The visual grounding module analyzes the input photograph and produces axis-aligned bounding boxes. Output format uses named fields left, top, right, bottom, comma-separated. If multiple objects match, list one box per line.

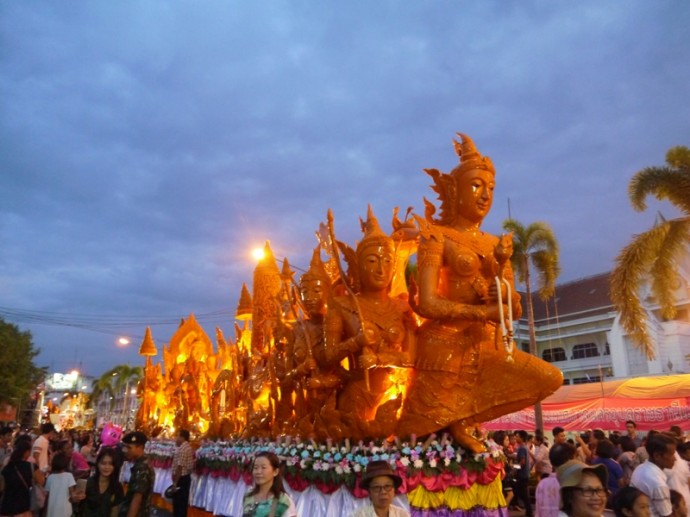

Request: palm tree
left=610, top=145, right=690, bottom=360
left=90, top=374, right=115, bottom=410
left=502, top=218, right=560, bottom=432
left=94, top=364, right=142, bottom=428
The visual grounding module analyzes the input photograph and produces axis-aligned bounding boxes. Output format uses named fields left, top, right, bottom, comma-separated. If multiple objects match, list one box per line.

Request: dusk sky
left=2, top=1, right=689, bottom=377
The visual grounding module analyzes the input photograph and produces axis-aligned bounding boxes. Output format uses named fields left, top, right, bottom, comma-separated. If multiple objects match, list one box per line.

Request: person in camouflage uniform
left=119, top=432, right=155, bottom=517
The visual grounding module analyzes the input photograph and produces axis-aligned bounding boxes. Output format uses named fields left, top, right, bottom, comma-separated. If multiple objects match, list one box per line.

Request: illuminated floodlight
left=117, top=337, right=131, bottom=347
left=251, top=247, right=265, bottom=261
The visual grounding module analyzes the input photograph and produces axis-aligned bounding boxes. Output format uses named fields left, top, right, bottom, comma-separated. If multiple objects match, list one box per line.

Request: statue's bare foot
left=449, top=422, right=486, bottom=454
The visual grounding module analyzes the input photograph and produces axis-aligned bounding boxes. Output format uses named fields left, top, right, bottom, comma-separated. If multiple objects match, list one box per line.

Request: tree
left=502, top=219, right=560, bottom=432
left=0, top=317, right=46, bottom=417
left=610, top=145, right=690, bottom=359
left=90, top=374, right=115, bottom=410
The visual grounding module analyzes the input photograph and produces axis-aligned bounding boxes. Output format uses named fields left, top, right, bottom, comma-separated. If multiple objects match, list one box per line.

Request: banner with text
left=484, top=397, right=690, bottom=431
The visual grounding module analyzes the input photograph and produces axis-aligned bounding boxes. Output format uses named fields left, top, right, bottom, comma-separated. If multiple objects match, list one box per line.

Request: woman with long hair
left=80, top=448, right=124, bottom=517
left=1, top=440, right=43, bottom=517
left=241, top=452, right=296, bottom=517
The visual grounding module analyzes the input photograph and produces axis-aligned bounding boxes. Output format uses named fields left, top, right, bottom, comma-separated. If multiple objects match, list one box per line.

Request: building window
left=572, top=375, right=601, bottom=385
left=542, top=347, right=567, bottom=362
left=572, top=343, right=600, bottom=359
left=604, top=342, right=610, bottom=356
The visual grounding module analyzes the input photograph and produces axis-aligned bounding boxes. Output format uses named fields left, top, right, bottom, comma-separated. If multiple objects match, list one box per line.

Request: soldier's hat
left=122, top=431, right=148, bottom=446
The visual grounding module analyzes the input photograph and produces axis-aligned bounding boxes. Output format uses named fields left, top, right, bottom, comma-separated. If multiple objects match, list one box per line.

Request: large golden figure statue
left=319, top=207, right=416, bottom=440
left=397, top=133, right=562, bottom=452
left=134, top=133, right=562, bottom=450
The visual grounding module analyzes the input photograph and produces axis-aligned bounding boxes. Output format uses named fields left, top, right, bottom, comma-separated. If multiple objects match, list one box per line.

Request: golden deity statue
left=318, top=207, right=417, bottom=440
left=133, top=133, right=562, bottom=449
left=396, top=133, right=563, bottom=452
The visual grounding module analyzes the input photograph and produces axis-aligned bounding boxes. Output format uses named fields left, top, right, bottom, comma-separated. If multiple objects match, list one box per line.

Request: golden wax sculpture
left=134, top=133, right=562, bottom=450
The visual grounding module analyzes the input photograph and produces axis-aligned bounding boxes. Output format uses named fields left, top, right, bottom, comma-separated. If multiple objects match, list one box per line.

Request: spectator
left=0, top=426, right=14, bottom=467
left=534, top=434, right=553, bottom=478
left=33, top=423, right=57, bottom=473
left=619, top=436, right=641, bottom=486
left=593, top=439, right=625, bottom=502
left=637, top=431, right=659, bottom=466
left=171, top=429, right=194, bottom=517
left=666, top=435, right=690, bottom=517
left=669, top=428, right=684, bottom=443
left=553, top=427, right=567, bottom=446
left=514, top=430, right=534, bottom=517
left=1, top=440, right=44, bottom=517
left=44, top=452, right=84, bottom=517
left=612, top=486, right=651, bottom=517
left=678, top=443, right=690, bottom=464
left=242, top=451, right=298, bottom=517
left=630, top=433, right=677, bottom=517
left=627, top=421, right=644, bottom=449
left=557, top=460, right=608, bottom=517
left=670, top=490, right=687, bottom=517
left=119, top=432, right=154, bottom=517
left=80, top=447, right=124, bottom=517
left=493, top=431, right=516, bottom=509
left=535, top=442, right=576, bottom=517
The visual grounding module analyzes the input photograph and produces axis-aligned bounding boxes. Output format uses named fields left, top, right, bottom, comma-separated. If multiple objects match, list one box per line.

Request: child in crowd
left=44, top=452, right=84, bottom=517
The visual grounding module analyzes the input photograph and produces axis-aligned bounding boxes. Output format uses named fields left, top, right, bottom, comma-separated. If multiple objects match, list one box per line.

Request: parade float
left=130, top=134, right=563, bottom=516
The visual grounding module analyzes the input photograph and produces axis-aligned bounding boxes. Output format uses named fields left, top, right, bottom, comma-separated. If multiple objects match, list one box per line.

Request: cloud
left=1, top=0, right=689, bottom=374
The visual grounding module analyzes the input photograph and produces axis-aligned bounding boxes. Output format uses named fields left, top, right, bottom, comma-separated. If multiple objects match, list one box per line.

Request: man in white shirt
left=666, top=430, right=690, bottom=517
left=630, top=433, right=677, bottom=517
left=32, top=423, right=56, bottom=472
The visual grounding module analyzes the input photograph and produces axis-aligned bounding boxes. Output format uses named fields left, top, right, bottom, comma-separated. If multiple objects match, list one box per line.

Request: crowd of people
left=491, top=421, right=690, bottom=517
left=3, top=419, right=689, bottom=517
left=0, top=423, right=156, bottom=517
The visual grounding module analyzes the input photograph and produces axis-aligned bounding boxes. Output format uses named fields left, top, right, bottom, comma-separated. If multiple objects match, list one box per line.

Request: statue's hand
left=298, top=357, right=317, bottom=376
left=484, top=303, right=510, bottom=323
left=356, top=321, right=380, bottom=347
left=484, top=281, right=508, bottom=303
left=358, top=350, right=377, bottom=370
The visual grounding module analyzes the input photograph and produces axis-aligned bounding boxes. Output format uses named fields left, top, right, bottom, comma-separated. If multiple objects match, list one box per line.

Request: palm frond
left=628, top=167, right=690, bottom=214
left=531, top=249, right=560, bottom=300
left=610, top=224, right=673, bottom=359
left=649, top=218, right=690, bottom=319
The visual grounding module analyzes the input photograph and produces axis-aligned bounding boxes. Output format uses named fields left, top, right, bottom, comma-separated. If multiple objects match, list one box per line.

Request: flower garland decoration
left=145, top=440, right=177, bottom=469
left=190, top=434, right=506, bottom=494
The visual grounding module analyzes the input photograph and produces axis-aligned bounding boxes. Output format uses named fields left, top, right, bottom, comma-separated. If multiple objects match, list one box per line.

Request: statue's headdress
left=425, top=133, right=494, bottom=225
left=356, top=205, right=393, bottom=257
left=300, top=247, right=331, bottom=286
left=451, top=133, right=495, bottom=177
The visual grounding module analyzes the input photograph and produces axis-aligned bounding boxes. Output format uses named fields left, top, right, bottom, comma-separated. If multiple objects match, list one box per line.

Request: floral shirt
left=241, top=492, right=296, bottom=517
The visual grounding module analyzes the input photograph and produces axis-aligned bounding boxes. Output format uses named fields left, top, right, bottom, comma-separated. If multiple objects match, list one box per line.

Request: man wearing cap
left=350, top=460, right=410, bottom=517
left=630, top=433, right=677, bottom=517
left=119, top=431, right=155, bottom=517
left=556, top=459, right=608, bottom=517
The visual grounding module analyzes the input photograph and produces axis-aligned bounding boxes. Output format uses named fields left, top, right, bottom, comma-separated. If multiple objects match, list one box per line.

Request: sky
left=1, top=1, right=689, bottom=378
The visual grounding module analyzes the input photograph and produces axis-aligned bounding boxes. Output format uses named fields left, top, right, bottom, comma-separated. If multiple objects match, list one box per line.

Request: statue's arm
left=415, top=237, right=491, bottom=321
left=504, top=260, right=523, bottom=320
left=316, top=303, right=359, bottom=367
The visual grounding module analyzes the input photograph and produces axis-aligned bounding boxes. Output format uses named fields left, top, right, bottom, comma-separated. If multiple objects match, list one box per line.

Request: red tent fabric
left=483, top=374, right=690, bottom=431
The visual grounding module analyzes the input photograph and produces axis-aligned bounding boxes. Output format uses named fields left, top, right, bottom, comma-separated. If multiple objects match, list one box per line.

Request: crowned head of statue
left=356, top=206, right=395, bottom=294
left=299, top=247, right=332, bottom=318
left=449, top=133, right=497, bottom=229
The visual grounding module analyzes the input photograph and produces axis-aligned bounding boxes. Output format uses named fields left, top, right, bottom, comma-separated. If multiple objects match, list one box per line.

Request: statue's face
left=300, top=278, right=328, bottom=317
left=358, top=244, right=394, bottom=292
left=455, top=168, right=495, bottom=224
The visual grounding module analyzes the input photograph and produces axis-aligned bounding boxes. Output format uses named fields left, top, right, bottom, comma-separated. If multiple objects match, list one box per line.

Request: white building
left=515, top=270, right=690, bottom=384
